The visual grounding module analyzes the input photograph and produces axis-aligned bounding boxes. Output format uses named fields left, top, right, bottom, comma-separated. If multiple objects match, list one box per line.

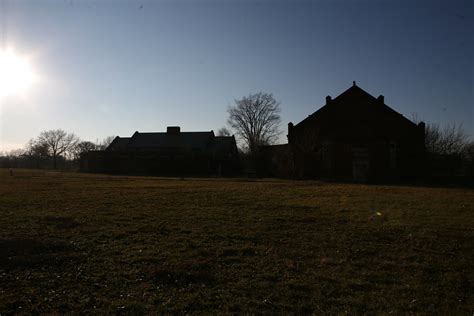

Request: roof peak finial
left=353, top=81, right=356, bottom=87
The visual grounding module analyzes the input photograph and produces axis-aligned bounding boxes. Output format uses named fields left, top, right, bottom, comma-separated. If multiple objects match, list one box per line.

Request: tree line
left=0, top=130, right=115, bottom=169
left=410, top=115, right=474, bottom=178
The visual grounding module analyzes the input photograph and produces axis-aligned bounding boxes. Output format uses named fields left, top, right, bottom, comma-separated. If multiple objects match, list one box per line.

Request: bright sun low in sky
left=0, top=48, right=37, bottom=99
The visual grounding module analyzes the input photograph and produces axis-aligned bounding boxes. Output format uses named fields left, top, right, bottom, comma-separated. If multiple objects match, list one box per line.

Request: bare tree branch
left=97, top=136, right=116, bottom=150
left=217, top=127, right=231, bottom=137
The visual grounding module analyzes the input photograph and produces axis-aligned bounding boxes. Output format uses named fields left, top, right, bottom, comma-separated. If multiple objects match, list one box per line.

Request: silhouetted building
left=263, top=83, right=426, bottom=181
left=81, top=127, right=240, bottom=176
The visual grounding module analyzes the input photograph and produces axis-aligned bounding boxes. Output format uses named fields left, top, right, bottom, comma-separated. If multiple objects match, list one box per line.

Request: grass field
left=0, top=169, right=473, bottom=314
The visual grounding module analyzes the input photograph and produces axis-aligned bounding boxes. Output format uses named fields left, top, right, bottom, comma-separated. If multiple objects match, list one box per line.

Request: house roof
left=106, top=137, right=131, bottom=151
left=294, top=83, right=419, bottom=129
left=126, top=131, right=215, bottom=150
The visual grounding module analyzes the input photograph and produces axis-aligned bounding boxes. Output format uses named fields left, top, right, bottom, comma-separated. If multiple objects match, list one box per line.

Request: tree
left=217, top=127, right=231, bottom=137
left=26, top=139, right=48, bottom=157
left=425, top=123, right=470, bottom=156
left=25, top=139, right=50, bottom=168
left=72, top=141, right=98, bottom=160
left=464, top=141, right=474, bottom=160
left=37, top=129, right=79, bottom=169
left=227, top=92, right=281, bottom=155
left=410, top=114, right=470, bottom=156
left=0, top=148, right=25, bottom=168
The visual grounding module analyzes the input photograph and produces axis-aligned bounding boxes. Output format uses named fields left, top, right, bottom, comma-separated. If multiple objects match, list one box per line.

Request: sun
left=0, top=49, right=37, bottom=99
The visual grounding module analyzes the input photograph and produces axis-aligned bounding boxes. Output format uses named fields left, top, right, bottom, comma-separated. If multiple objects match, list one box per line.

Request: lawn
left=0, top=169, right=473, bottom=314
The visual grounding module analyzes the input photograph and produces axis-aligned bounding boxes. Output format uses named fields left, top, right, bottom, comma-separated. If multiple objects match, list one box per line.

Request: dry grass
left=0, top=169, right=473, bottom=314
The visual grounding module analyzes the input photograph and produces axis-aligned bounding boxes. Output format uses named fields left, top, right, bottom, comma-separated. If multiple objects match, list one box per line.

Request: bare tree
left=72, top=141, right=98, bottom=160
left=227, top=92, right=281, bottom=155
left=0, top=149, right=23, bottom=168
left=410, top=114, right=470, bottom=156
left=464, top=141, right=474, bottom=159
left=425, top=123, right=470, bottom=155
left=25, top=139, right=50, bottom=168
left=217, top=127, right=231, bottom=137
left=97, top=135, right=116, bottom=150
left=37, top=129, right=79, bottom=169
left=26, top=139, right=48, bottom=157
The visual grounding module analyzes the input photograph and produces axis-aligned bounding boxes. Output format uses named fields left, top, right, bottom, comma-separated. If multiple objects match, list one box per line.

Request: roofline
left=128, top=131, right=214, bottom=134
left=294, top=84, right=420, bottom=128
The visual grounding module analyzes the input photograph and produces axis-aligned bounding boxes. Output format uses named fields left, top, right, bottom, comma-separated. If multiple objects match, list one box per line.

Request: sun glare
left=0, top=49, right=37, bottom=99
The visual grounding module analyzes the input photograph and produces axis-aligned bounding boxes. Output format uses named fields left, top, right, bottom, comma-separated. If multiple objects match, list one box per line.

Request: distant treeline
left=0, top=130, right=115, bottom=170
left=1, top=123, right=473, bottom=181
left=415, top=122, right=474, bottom=179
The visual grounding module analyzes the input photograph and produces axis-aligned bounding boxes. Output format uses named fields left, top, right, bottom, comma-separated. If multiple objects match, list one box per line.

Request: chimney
left=418, top=121, right=425, bottom=133
left=167, top=126, right=180, bottom=134
left=377, top=95, right=384, bottom=104
left=326, top=95, right=332, bottom=105
left=418, top=121, right=425, bottom=144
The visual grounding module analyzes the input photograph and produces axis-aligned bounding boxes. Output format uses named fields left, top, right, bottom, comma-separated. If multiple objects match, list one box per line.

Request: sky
left=0, top=0, right=472, bottom=151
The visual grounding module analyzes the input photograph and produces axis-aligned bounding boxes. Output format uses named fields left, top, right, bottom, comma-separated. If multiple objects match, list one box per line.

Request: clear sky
left=0, top=0, right=472, bottom=151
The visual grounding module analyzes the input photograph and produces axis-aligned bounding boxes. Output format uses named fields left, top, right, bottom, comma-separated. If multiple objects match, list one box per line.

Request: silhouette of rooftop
left=106, top=137, right=131, bottom=151
left=294, top=83, right=419, bottom=129
left=126, top=131, right=214, bottom=150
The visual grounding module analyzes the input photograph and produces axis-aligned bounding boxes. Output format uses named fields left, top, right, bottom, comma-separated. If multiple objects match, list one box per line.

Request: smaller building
left=81, top=126, right=240, bottom=176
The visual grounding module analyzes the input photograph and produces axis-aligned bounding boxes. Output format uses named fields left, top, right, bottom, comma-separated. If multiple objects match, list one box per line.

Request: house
left=80, top=126, right=240, bottom=176
left=266, top=83, right=425, bottom=181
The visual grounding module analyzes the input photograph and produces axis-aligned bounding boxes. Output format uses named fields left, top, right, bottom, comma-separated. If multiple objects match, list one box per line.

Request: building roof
left=108, top=130, right=216, bottom=151
left=106, top=137, right=131, bottom=151
left=294, top=83, right=419, bottom=130
left=213, top=136, right=237, bottom=157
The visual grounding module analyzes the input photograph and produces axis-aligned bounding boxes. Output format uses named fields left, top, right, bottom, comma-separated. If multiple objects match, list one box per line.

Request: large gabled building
left=81, top=126, right=240, bottom=176
left=285, top=83, right=426, bottom=181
